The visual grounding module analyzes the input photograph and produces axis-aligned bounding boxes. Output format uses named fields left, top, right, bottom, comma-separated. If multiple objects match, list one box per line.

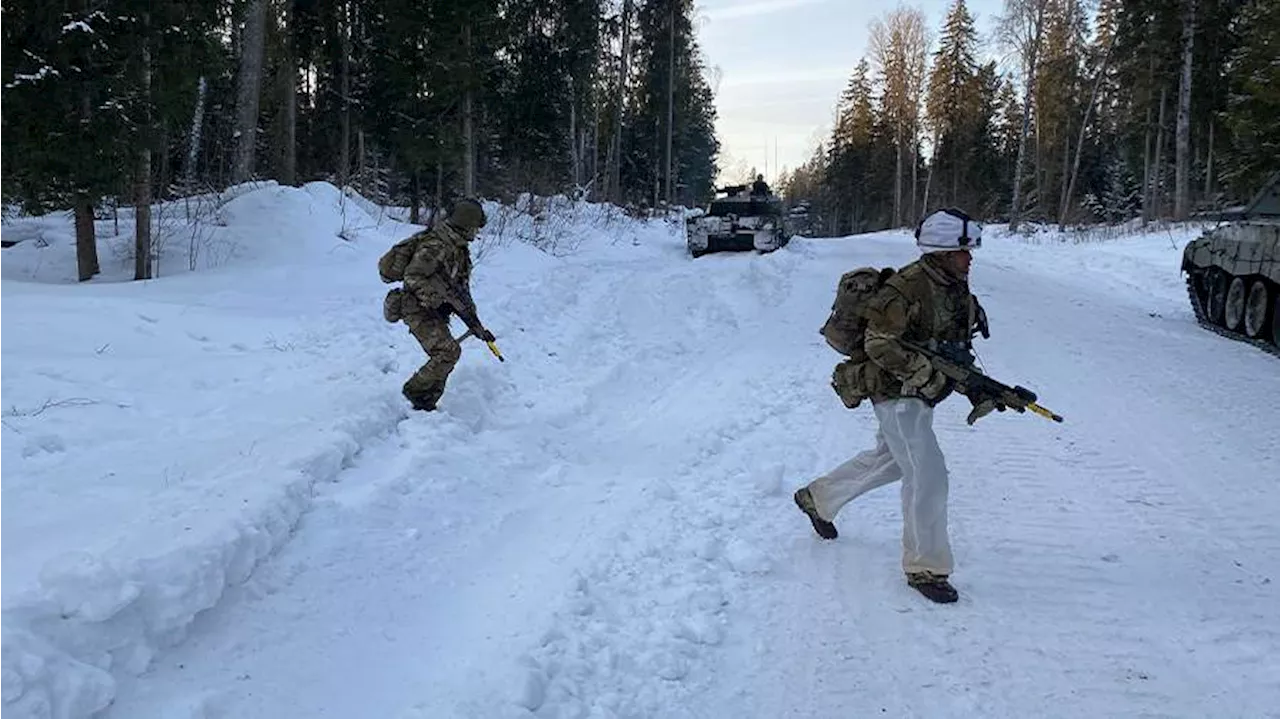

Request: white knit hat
left=916, top=208, right=982, bottom=253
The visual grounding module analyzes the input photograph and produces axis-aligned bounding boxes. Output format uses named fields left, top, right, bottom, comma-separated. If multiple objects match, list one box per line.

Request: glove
left=964, top=389, right=1007, bottom=425
left=918, top=369, right=950, bottom=401
left=477, top=327, right=496, bottom=343
left=903, top=356, right=949, bottom=403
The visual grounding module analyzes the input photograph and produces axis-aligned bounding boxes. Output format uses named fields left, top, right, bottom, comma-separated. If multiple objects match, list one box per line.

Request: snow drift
left=4, top=191, right=1278, bottom=719
left=1, top=183, right=666, bottom=718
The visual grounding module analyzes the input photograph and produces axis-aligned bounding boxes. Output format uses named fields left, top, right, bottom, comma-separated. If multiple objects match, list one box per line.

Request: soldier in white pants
left=804, top=399, right=953, bottom=586
left=795, top=208, right=1000, bottom=604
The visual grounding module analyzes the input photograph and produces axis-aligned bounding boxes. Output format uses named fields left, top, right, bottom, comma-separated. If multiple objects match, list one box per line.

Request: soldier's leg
left=403, top=315, right=461, bottom=409
left=874, top=398, right=954, bottom=579
left=803, top=428, right=903, bottom=521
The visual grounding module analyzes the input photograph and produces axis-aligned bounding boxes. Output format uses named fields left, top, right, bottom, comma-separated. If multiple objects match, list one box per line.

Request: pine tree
left=826, top=59, right=876, bottom=233
left=1220, top=0, right=1280, bottom=199
left=619, top=0, right=718, bottom=209
left=924, top=0, right=980, bottom=212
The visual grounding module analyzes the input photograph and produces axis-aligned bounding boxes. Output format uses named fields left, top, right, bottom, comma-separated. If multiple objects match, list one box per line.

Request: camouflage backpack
left=377, top=231, right=426, bottom=284
left=819, top=266, right=897, bottom=358
left=378, top=231, right=427, bottom=324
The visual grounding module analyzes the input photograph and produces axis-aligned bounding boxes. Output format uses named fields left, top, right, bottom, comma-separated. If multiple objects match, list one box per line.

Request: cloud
left=699, top=0, right=828, bottom=22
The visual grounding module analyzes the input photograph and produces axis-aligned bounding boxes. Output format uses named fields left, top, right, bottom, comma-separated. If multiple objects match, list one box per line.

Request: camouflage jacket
left=860, top=253, right=984, bottom=405
left=401, top=222, right=477, bottom=322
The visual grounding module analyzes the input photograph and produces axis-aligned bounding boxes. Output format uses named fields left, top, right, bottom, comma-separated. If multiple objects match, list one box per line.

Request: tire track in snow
left=104, top=242, right=812, bottom=718
left=465, top=251, right=819, bottom=717
left=682, top=235, right=1280, bottom=719
left=98, top=252, right=672, bottom=718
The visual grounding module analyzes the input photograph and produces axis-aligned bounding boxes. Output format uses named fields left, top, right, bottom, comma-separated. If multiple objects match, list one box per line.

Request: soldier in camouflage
left=794, top=208, right=996, bottom=604
left=397, top=198, right=494, bottom=411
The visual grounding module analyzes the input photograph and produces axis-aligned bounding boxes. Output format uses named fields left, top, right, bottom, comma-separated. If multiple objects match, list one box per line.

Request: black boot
left=402, top=387, right=438, bottom=412
left=907, top=572, right=958, bottom=604
left=793, top=487, right=838, bottom=539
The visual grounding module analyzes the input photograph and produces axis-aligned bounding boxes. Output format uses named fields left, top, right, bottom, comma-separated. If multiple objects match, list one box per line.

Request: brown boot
left=907, top=572, right=958, bottom=604
left=793, top=487, right=838, bottom=539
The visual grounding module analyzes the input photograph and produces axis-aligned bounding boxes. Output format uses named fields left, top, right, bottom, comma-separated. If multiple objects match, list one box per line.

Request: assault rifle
left=457, top=327, right=505, bottom=362
left=899, top=339, right=1063, bottom=424
left=445, top=283, right=504, bottom=363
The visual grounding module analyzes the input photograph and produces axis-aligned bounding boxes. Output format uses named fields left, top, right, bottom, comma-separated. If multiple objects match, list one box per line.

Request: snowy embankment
left=0, top=184, right=658, bottom=718
left=4, top=195, right=1278, bottom=719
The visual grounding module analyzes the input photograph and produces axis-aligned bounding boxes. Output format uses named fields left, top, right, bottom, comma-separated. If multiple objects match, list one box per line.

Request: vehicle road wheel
left=1273, top=292, right=1280, bottom=347
left=1207, top=270, right=1229, bottom=325
left=1243, top=279, right=1273, bottom=339
left=1223, top=275, right=1247, bottom=332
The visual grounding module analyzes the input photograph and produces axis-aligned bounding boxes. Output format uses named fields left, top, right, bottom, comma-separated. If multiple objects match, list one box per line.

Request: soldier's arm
left=452, top=280, right=490, bottom=337
left=864, top=289, right=934, bottom=387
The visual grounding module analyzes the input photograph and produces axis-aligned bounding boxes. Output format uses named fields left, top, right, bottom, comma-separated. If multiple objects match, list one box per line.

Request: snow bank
left=0, top=181, right=392, bottom=285
left=980, top=220, right=1211, bottom=308
left=1, top=184, right=404, bottom=718
left=1, top=183, right=670, bottom=718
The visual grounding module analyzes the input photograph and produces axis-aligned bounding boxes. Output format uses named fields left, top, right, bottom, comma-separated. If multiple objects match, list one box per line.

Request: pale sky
left=691, top=0, right=1008, bottom=186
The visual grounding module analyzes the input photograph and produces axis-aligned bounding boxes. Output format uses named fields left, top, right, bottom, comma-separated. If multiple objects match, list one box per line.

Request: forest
left=781, top=0, right=1279, bottom=236
left=2, top=0, right=720, bottom=280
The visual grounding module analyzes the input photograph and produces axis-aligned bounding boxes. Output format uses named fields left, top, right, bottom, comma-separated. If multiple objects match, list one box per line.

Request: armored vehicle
left=686, top=184, right=788, bottom=258
left=1182, top=172, right=1280, bottom=355
left=785, top=200, right=815, bottom=237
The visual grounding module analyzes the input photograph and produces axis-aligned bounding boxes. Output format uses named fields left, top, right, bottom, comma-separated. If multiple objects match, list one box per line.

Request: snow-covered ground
left=3, top=189, right=1277, bottom=719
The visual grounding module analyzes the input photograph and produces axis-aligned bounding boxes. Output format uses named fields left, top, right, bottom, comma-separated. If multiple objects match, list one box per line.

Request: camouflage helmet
left=915, top=207, right=981, bottom=253
left=447, top=198, right=487, bottom=231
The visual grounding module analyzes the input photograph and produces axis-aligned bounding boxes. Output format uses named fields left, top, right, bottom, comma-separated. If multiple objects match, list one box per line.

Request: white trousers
left=806, top=398, right=954, bottom=576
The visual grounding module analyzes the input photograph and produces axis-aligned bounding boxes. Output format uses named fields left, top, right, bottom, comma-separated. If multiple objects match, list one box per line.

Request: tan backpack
left=377, top=231, right=426, bottom=284
left=819, top=266, right=897, bottom=358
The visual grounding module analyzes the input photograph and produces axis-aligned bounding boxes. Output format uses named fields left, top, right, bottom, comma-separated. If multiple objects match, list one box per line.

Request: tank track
left=1184, top=275, right=1280, bottom=359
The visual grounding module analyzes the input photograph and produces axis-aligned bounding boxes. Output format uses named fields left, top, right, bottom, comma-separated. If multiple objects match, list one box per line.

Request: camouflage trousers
left=403, top=312, right=461, bottom=410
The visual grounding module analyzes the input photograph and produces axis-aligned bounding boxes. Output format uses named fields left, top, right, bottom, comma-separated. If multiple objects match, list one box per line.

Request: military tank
left=1181, top=171, right=1280, bottom=356
left=686, top=184, right=788, bottom=258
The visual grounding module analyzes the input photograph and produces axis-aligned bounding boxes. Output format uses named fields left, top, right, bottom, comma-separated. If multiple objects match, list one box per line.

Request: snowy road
left=109, top=229, right=1279, bottom=719
left=705, top=237, right=1280, bottom=719
left=7, top=198, right=1277, bottom=718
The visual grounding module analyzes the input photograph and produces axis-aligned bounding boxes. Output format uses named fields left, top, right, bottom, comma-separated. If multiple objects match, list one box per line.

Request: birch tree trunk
left=1150, top=86, right=1168, bottom=220
left=569, top=98, right=579, bottom=188
left=280, top=0, right=297, bottom=186
left=1057, top=130, right=1071, bottom=223
left=1174, top=0, right=1196, bottom=220
left=184, top=76, right=207, bottom=192
left=894, top=123, right=904, bottom=226
left=338, top=1, right=351, bottom=188
left=1203, top=120, right=1214, bottom=199
left=611, top=0, right=632, bottom=204
left=232, top=0, right=267, bottom=184
left=463, top=22, right=476, bottom=197
left=1006, top=0, right=1047, bottom=232
left=664, top=0, right=675, bottom=207
left=1060, top=31, right=1114, bottom=228
left=592, top=91, right=601, bottom=198
left=922, top=136, right=935, bottom=216
left=135, top=17, right=154, bottom=281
